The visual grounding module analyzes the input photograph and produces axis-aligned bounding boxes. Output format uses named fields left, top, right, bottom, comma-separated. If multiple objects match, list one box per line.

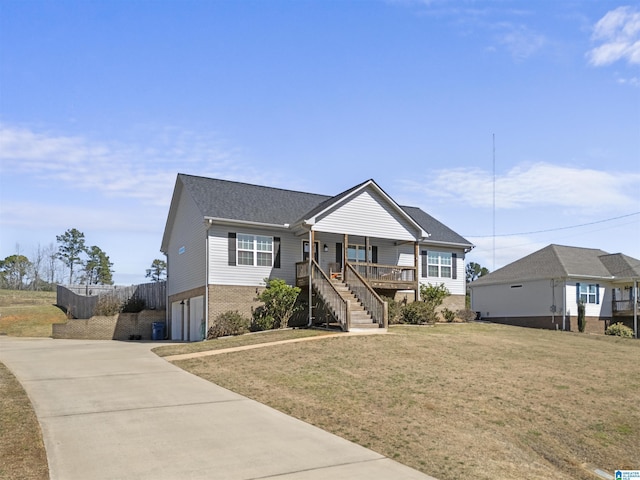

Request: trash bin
left=152, top=321, right=165, bottom=341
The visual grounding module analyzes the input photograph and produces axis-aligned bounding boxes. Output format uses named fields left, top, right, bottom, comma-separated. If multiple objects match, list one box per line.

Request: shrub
left=255, top=278, right=301, bottom=329
left=420, top=283, right=450, bottom=306
left=250, top=305, right=275, bottom=331
left=93, top=295, right=122, bottom=316
left=456, top=309, right=477, bottom=322
left=207, top=311, right=249, bottom=339
left=442, top=307, right=456, bottom=323
left=605, top=322, right=634, bottom=338
left=382, top=296, right=404, bottom=325
left=401, top=301, right=436, bottom=325
left=577, top=302, right=586, bottom=333
left=122, top=296, right=146, bottom=313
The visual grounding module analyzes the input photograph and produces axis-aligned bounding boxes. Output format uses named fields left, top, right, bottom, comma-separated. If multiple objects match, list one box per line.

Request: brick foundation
left=200, top=284, right=469, bottom=328
left=486, top=315, right=609, bottom=334
left=439, top=295, right=466, bottom=315
left=208, top=285, right=264, bottom=322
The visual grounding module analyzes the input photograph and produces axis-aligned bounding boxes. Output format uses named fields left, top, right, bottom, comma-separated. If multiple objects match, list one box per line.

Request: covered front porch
left=294, top=232, right=421, bottom=333
left=611, top=280, right=639, bottom=338
left=612, top=282, right=639, bottom=316
left=611, top=280, right=640, bottom=316
left=294, top=233, right=420, bottom=296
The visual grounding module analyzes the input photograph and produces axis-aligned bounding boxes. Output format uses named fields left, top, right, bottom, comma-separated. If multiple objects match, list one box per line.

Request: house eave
left=611, top=276, right=640, bottom=284
left=420, top=239, right=475, bottom=251
left=567, top=274, right=615, bottom=281
left=204, top=216, right=292, bottom=230
left=469, top=273, right=617, bottom=289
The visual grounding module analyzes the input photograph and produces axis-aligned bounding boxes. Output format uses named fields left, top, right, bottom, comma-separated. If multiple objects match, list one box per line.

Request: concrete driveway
left=0, top=337, right=435, bottom=480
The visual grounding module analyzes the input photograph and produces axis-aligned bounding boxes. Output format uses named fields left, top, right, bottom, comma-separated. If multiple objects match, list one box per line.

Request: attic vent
left=510, top=285, right=523, bottom=289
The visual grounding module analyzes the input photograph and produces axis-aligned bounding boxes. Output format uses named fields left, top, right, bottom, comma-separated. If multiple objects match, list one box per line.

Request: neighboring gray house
left=469, top=244, right=640, bottom=336
left=160, top=174, right=473, bottom=341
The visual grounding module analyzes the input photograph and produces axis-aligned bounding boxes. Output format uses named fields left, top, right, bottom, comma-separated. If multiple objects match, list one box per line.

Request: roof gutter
left=420, top=239, right=475, bottom=252
left=204, top=217, right=291, bottom=230
left=469, top=273, right=618, bottom=289
left=567, top=274, right=615, bottom=281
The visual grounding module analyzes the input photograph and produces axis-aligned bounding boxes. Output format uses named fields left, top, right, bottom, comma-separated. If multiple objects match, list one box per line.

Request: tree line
left=0, top=228, right=167, bottom=291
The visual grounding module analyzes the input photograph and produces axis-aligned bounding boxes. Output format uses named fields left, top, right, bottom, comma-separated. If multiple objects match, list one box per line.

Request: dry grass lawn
left=0, top=290, right=66, bottom=337
left=171, top=323, right=640, bottom=480
left=0, top=362, right=49, bottom=480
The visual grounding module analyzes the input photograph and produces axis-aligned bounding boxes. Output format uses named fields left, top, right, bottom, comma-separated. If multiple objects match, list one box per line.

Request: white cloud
left=0, top=124, right=265, bottom=207
left=402, top=162, right=640, bottom=211
left=616, top=75, right=640, bottom=87
left=587, top=6, right=640, bottom=66
left=496, top=23, right=547, bottom=61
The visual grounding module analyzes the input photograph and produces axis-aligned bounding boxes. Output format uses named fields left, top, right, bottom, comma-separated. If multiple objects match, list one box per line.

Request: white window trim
left=237, top=233, right=273, bottom=267
left=427, top=251, right=452, bottom=278
left=579, top=283, right=597, bottom=304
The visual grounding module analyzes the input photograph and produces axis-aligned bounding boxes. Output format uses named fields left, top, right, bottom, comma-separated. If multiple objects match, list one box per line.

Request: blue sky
left=1, top=0, right=639, bottom=285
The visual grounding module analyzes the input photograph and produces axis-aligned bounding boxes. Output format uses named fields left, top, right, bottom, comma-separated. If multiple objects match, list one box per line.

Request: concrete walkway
left=0, top=337, right=435, bottom=480
left=163, top=330, right=387, bottom=362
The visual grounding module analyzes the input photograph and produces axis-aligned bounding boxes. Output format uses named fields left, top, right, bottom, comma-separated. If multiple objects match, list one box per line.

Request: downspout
left=551, top=279, right=555, bottom=328
left=204, top=220, right=211, bottom=341
left=307, top=229, right=313, bottom=327
left=165, top=255, right=170, bottom=339
left=634, top=278, right=638, bottom=339
left=562, top=279, right=567, bottom=331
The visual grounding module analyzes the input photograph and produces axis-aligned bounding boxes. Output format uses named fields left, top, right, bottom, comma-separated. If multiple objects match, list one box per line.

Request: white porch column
left=414, top=242, right=419, bottom=302
left=307, top=229, right=313, bottom=327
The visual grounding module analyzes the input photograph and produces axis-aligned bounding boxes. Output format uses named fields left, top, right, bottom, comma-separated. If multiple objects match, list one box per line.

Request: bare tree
left=44, top=243, right=59, bottom=285
left=30, top=243, right=44, bottom=290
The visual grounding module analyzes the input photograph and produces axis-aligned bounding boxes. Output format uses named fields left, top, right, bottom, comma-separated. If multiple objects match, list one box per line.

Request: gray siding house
left=161, top=174, right=473, bottom=341
left=469, top=244, right=640, bottom=336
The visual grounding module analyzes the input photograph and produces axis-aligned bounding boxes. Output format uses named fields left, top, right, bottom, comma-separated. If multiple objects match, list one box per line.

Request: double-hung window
left=237, top=234, right=273, bottom=267
left=427, top=251, right=452, bottom=278
left=578, top=283, right=598, bottom=304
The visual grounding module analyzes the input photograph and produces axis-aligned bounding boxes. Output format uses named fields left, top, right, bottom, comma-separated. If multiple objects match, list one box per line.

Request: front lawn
left=169, top=323, right=639, bottom=480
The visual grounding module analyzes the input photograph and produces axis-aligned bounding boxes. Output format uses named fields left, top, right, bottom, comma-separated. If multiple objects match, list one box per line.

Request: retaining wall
left=53, top=310, right=167, bottom=340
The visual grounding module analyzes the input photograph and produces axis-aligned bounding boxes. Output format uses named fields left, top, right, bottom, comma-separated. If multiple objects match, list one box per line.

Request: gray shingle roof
left=599, top=253, right=640, bottom=278
left=180, top=174, right=327, bottom=225
left=470, top=244, right=640, bottom=286
left=178, top=173, right=472, bottom=246
left=401, top=206, right=473, bottom=246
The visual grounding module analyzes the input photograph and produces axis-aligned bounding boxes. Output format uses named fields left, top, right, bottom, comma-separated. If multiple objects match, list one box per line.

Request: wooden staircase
left=330, top=278, right=379, bottom=330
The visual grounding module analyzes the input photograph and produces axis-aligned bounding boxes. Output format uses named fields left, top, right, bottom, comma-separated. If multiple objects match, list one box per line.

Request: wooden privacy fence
left=57, top=282, right=166, bottom=319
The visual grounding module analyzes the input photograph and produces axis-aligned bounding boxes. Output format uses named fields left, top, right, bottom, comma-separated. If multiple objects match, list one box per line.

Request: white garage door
left=190, top=296, right=204, bottom=342
left=171, top=301, right=183, bottom=341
